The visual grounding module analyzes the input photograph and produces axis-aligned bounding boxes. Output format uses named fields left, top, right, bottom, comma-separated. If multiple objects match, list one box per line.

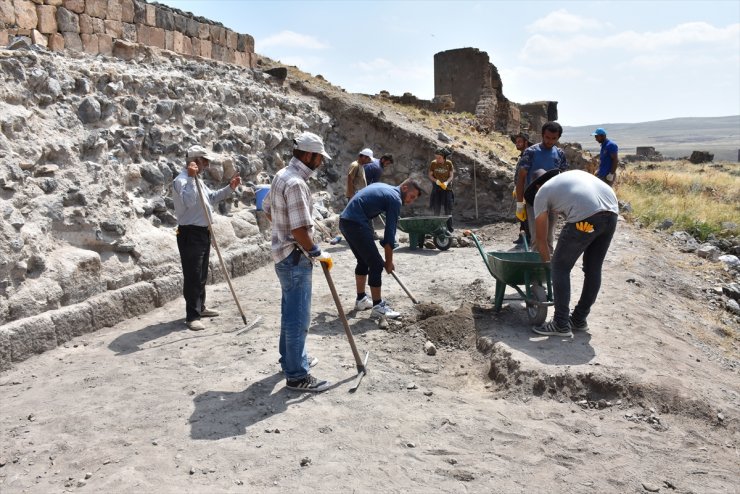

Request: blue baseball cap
left=591, top=128, right=607, bottom=136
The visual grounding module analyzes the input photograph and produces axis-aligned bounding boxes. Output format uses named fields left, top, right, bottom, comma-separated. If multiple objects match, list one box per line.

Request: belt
left=178, top=224, right=209, bottom=231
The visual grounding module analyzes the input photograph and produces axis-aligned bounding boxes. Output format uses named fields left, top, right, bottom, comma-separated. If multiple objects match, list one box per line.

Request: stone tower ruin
left=433, top=47, right=558, bottom=138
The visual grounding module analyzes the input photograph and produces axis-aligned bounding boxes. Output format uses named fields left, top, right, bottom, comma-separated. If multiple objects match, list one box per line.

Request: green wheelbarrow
left=464, top=230, right=552, bottom=325
left=397, top=215, right=453, bottom=251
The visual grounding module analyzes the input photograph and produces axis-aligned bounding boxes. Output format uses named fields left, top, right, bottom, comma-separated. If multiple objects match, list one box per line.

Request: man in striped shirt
left=263, top=132, right=333, bottom=393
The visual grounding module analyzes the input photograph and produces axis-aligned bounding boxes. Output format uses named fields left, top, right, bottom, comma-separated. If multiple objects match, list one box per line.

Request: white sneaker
left=371, top=300, right=400, bottom=319
left=354, top=295, right=373, bottom=311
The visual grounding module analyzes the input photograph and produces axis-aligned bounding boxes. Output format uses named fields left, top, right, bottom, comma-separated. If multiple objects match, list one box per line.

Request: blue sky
left=165, top=0, right=740, bottom=126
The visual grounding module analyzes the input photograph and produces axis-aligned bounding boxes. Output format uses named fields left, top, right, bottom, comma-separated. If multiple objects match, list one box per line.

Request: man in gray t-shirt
left=524, top=169, right=619, bottom=338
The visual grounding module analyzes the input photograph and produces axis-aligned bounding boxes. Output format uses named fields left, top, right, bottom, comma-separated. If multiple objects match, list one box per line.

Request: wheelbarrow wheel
left=526, top=284, right=548, bottom=326
left=433, top=233, right=452, bottom=251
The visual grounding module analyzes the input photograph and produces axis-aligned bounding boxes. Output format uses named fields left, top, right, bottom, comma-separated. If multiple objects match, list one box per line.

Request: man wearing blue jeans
left=525, top=169, right=619, bottom=337
left=339, top=179, right=422, bottom=319
left=263, top=132, right=333, bottom=392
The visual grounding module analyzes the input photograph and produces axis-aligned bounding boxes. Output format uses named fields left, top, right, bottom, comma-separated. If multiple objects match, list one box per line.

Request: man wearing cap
left=340, top=178, right=423, bottom=319
left=172, top=145, right=242, bottom=331
left=346, top=148, right=373, bottom=200
left=592, top=128, right=619, bottom=187
left=263, top=131, right=333, bottom=392
left=510, top=133, right=532, bottom=246
left=525, top=169, right=619, bottom=337
left=515, top=121, right=569, bottom=254
left=364, top=153, right=394, bottom=185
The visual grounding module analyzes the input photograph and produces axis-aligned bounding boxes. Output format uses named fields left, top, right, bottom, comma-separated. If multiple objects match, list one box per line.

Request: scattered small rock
left=642, top=481, right=661, bottom=492
left=424, top=341, right=437, bottom=356
left=300, top=457, right=311, bottom=467
left=406, top=382, right=418, bottom=390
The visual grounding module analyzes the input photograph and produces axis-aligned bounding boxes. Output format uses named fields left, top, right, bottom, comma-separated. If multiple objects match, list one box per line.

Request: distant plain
left=562, top=115, right=739, bottom=161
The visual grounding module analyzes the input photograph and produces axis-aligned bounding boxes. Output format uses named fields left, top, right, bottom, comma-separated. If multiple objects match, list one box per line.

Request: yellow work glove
left=511, top=188, right=516, bottom=198
left=436, top=179, right=447, bottom=190
left=515, top=202, right=527, bottom=222
left=316, top=252, right=333, bottom=271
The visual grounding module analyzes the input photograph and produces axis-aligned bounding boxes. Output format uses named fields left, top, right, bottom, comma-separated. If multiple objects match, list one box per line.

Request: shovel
left=320, top=262, right=369, bottom=392
left=391, top=270, right=419, bottom=305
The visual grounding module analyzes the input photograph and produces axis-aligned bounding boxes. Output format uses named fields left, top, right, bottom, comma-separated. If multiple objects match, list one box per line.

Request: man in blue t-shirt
left=515, top=121, right=569, bottom=254
left=339, top=179, right=422, bottom=320
left=364, top=154, right=394, bottom=185
left=592, top=128, right=618, bottom=187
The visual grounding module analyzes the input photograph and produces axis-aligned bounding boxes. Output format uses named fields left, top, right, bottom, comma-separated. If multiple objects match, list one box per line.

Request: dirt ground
left=0, top=220, right=738, bottom=493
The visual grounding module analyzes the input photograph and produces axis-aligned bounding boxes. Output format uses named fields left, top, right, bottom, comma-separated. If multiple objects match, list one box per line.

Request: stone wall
left=0, top=0, right=254, bottom=67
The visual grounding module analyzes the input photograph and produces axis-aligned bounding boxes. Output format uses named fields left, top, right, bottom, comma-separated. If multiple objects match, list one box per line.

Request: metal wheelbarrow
left=464, top=230, right=552, bottom=325
left=397, top=215, right=453, bottom=251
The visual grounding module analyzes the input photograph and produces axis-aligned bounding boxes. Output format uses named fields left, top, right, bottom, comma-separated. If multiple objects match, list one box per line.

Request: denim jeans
left=274, top=251, right=313, bottom=380
left=550, top=212, right=618, bottom=328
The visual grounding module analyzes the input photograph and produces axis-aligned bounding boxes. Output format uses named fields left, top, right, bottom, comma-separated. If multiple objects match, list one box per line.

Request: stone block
left=106, top=0, right=121, bottom=21
left=137, top=24, right=163, bottom=49
left=30, top=28, right=47, bottom=46
left=152, top=274, right=181, bottom=307
left=155, top=6, right=173, bottom=30
left=173, top=12, right=186, bottom=32
left=81, top=32, right=98, bottom=54
left=6, top=314, right=57, bottom=364
left=185, top=17, right=198, bottom=37
left=164, top=28, right=173, bottom=51
left=172, top=29, right=183, bottom=53
left=144, top=3, right=154, bottom=26
left=197, top=21, right=209, bottom=40
left=224, top=47, right=235, bottom=64
left=36, top=4, right=57, bottom=33
left=120, top=0, right=133, bottom=22
left=226, top=29, right=237, bottom=50
left=62, top=0, right=84, bottom=14
left=112, top=37, right=135, bottom=59
left=104, top=18, right=121, bottom=38
left=209, top=24, right=225, bottom=45
left=62, top=30, right=81, bottom=49
left=237, top=33, right=253, bottom=53
left=0, top=0, right=15, bottom=25
left=199, top=38, right=210, bottom=58
left=0, top=328, right=11, bottom=371
left=87, top=290, right=124, bottom=329
left=190, top=36, right=200, bottom=57
left=79, top=12, right=92, bottom=33
left=0, top=29, right=8, bottom=46
left=14, top=0, right=39, bottom=29
left=120, top=282, right=157, bottom=317
left=85, top=0, right=106, bottom=19
left=56, top=6, right=79, bottom=32
left=91, top=14, right=104, bottom=33
left=132, top=0, right=145, bottom=23
left=47, top=31, right=63, bottom=50
left=211, top=41, right=223, bottom=61
left=234, top=50, right=248, bottom=67
left=50, top=303, right=94, bottom=344
left=121, top=21, right=135, bottom=41
left=182, top=34, right=191, bottom=56
left=97, top=32, right=111, bottom=54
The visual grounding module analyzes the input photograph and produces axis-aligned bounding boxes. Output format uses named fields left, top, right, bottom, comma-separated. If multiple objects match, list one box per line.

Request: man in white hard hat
left=263, top=132, right=333, bottom=393
left=172, top=145, right=241, bottom=331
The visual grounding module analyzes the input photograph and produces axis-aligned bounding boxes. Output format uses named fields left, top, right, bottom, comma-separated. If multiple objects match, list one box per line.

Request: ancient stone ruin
left=433, top=47, right=557, bottom=138
left=0, top=0, right=254, bottom=67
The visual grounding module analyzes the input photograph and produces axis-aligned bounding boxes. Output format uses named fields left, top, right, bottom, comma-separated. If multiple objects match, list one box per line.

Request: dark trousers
left=176, top=225, right=210, bottom=322
left=550, top=212, right=617, bottom=327
left=429, top=183, right=453, bottom=216
left=339, top=218, right=384, bottom=287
